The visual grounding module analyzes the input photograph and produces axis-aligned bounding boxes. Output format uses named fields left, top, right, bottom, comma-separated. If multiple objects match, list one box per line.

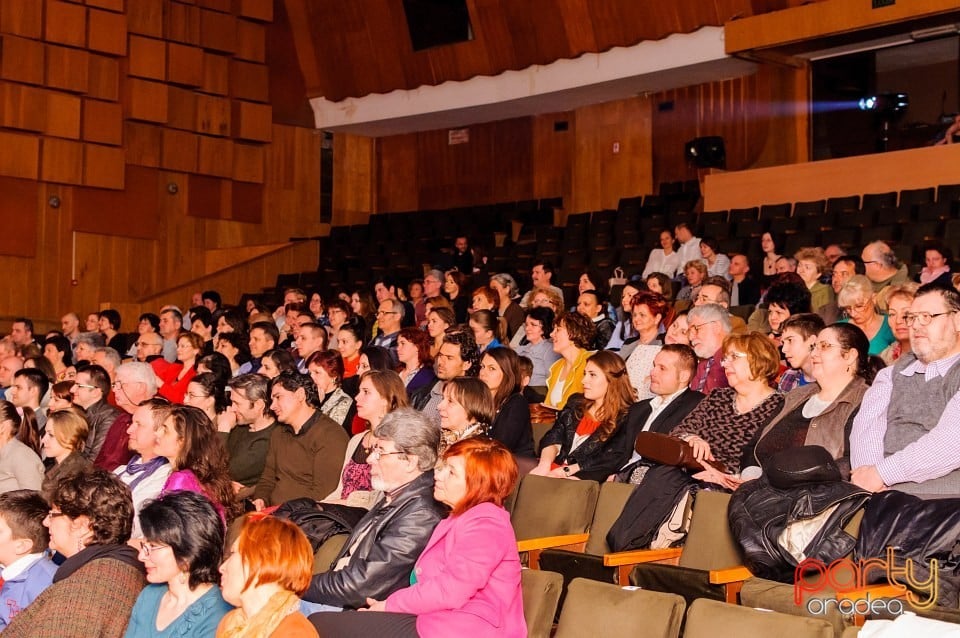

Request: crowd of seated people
left=0, top=222, right=959, bottom=634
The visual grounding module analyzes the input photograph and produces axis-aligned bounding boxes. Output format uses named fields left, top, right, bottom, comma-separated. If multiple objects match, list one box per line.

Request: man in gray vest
left=851, top=283, right=960, bottom=497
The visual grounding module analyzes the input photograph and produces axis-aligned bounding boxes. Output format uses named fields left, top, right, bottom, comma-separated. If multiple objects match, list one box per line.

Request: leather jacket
left=302, top=470, right=446, bottom=608
left=728, top=475, right=870, bottom=582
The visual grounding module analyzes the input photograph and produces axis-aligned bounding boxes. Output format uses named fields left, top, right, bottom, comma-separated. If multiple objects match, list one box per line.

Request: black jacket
left=491, top=393, right=536, bottom=458
left=728, top=475, right=870, bottom=582
left=302, top=470, right=446, bottom=609
left=625, top=389, right=705, bottom=439
left=540, top=394, right=641, bottom=482
left=732, top=277, right=761, bottom=307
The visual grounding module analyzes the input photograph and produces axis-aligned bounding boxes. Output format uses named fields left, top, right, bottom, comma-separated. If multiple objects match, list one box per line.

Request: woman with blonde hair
left=837, top=275, right=895, bottom=356
left=879, top=282, right=918, bottom=365
left=40, top=406, right=91, bottom=498
left=532, top=351, right=640, bottom=481
left=795, top=247, right=834, bottom=315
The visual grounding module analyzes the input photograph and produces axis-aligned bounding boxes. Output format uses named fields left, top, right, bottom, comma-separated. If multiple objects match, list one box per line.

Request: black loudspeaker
left=684, top=136, right=726, bottom=169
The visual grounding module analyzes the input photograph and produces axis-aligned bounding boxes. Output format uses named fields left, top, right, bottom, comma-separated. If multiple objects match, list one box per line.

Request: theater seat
left=521, top=569, right=563, bottom=638
left=554, top=578, right=685, bottom=638
left=685, top=599, right=833, bottom=638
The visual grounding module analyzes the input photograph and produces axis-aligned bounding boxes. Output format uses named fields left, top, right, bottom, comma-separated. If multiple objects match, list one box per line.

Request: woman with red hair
left=396, top=327, right=436, bottom=395
left=623, top=291, right=675, bottom=400
left=217, top=514, right=318, bottom=637
left=309, top=438, right=524, bottom=637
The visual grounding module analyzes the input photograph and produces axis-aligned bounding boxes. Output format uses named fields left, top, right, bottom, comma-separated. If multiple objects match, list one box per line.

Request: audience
left=543, top=312, right=595, bottom=410
left=837, top=275, right=895, bottom=356
left=478, top=347, right=535, bottom=459
left=0, top=490, right=57, bottom=630
left=114, top=398, right=173, bottom=539
left=40, top=407, right=91, bottom=499
left=0, top=401, right=43, bottom=492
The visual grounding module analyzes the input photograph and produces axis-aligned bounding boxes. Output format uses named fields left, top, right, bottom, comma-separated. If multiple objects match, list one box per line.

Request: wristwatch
left=562, top=466, right=571, bottom=475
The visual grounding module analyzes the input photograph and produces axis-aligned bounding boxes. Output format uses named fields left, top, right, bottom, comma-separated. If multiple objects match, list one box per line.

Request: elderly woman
left=306, top=350, right=355, bottom=431
left=154, top=405, right=239, bottom=522
left=40, top=407, right=91, bottom=498
left=0, top=401, right=43, bottom=492
left=879, top=283, right=918, bottom=365
left=543, top=312, right=596, bottom=411
left=438, top=377, right=495, bottom=453
left=739, top=323, right=876, bottom=486
left=642, top=229, right=681, bottom=279
left=837, top=275, right=895, bottom=356
left=795, top=247, right=835, bottom=316
left=670, top=332, right=785, bottom=482
left=624, top=292, right=672, bottom=400
left=478, top=348, right=535, bottom=459
left=325, top=370, right=408, bottom=507
left=4, top=468, right=145, bottom=638
left=396, top=327, right=436, bottom=395
left=444, top=270, right=470, bottom=324
left=676, top=260, right=707, bottom=302
left=310, top=438, right=524, bottom=638
left=513, top=307, right=560, bottom=401
left=426, top=307, right=456, bottom=360
left=489, top=273, right=524, bottom=337
left=158, top=332, right=204, bottom=403
left=124, top=491, right=231, bottom=637
left=532, top=351, right=640, bottom=482
left=217, top=515, right=318, bottom=637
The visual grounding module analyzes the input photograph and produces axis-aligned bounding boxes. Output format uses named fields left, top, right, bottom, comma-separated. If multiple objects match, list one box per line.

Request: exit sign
left=872, top=0, right=894, bottom=7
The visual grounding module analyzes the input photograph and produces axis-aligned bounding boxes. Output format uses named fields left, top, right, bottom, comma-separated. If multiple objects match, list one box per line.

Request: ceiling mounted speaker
left=684, top=136, right=726, bottom=169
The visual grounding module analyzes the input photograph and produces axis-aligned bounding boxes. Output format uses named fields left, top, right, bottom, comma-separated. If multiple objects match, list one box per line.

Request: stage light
left=857, top=93, right=909, bottom=116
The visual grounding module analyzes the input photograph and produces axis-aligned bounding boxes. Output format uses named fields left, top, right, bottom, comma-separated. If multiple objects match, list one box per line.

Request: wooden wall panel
left=40, top=137, right=84, bottom=184
left=202, top=52, right=229, bottom=94
left=43, top=90, right=81, bottom=138
left=167, top=42, right=204, bottom=87
left=376, top=133, right=418, bottom=213
left=197, top=135, right=233, bottom=176
left=1, top=0, right=43, bottom=39
left=1, top=82, right=47, bottom=132
left=125, top=78, right=168, bottom=122
left=232, top=141, right=264, bottom=183
left=72, top=165, right=159, bottom=237
left=231, top=100, right=271, bottom=141
left=0, top=177, right=39, bottom=257
left=127, top=0, right=163, bottom=37
left=234, top=18, right=265, bottom=62
left=1, top=35, right=45, bottom=84
left=128, top=35, right=166, bottom=80
left=160, top=127, right=198, bottom=172
left=44, top=0, right=87, bottom=48
left=87, top=7, right=127, bottom=55
left=165, top=2, right=201, bottom=45
left=333, top=133, right=374, bottom=226
left=83, top=143, right=124, bottom=188
left=82, top=98, right=123, bottom=144
left=125, top=121, right=162, bottom=167
left=199, top=9, right=236, bottom=53
left=86, top=53, right=119, bottom=100
left=45, top=45, right=90, bottom=93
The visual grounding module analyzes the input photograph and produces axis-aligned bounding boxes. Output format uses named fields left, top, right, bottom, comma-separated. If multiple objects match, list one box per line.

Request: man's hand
left=851, top=465, right=887, bottom=492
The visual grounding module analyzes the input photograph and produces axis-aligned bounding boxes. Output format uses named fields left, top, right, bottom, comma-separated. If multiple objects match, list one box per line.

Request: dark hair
left=397, top=327, right=433, bottom=369
left=216, top=332, right=250, bottom=362
left=578, top=289, right=604, bottom=307
left=659, top=343, right=698, bottom=379
left=824, top=323, right=880, bottom=384
left=189, top=306, right=213, bottom=330
left=360, top=345, right=394, bottom=372
left=43, top=336, right=73, bottom=367
left=306, top=349, right=345, bottom=386
left=218, top=310, right=247, bottom=336
left=80, top=364, right=111, bottom=397
left=525, top=307, right=555, bottom=338
left=556, top=312, right=596, bottom=350
left=156, top=405, right=239, bottom=520
left=12, top=318, right=33, bottom=335
left=480, top=347, right=521, bottom=408
left=197, top=353, right=232, bottom=387
left=139, top=491, right=224, bottom=588
left=189, top=372, right=229, bottom=414
left=0, top=490, right=49, bottom=551
left=834, top=256, right=865, bottom=275
left=0, top=402, right=39, bottom=454
left=781, top=313, right=826, bottom=340
left=98, top=309, right=121, bottom=331
left=338, top=320, right=366, bottom=347
left=23, top=356, right=56, bottom=384
left=51, top=380, right=75, bottom=404
left=138, top=313, right=161, bottom=333
left=51, top=467, right=133, bottom=545
left=262, top=348, right=296, bottom=375
left=700, top=236, right=721, bottom=254
left=580, top=269, right=608, bottom=299
left=702, top=275, right=731, bottom=295
left=271, top=370, right=319, bottom=407
left=227, top=374, right=271, bottom=415
left=444, top=270, right=469, bottom=295
left=765, top=281, right=812, bottom=315
left=327, top=299, right=352, bottom=320
left=441, top=327, right=481, bottom=376
left=646, top=272, right=674, bottom=301
left=201, top=290, right=222, bottom=308
left=250, top=321, right=280, bottom=345
left=13, top=368, right=49, bottom=403
left=915, top=282, right=960, bottom=313
left=161, top=307, right=183, bottom=324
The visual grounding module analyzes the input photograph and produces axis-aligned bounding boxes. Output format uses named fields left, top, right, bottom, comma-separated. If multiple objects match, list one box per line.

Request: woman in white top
left=642, top=229, right=682, bottom=279
left=700, top=237, right=731, bottom=280
left=0, top=402, right=43, bottom=493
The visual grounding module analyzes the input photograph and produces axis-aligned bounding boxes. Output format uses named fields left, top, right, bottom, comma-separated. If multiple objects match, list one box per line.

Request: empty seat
left=900, top=221, right=942, bottom=248
left=916, top=200, right=953, bottom=222
left=861, top=192, right=897, bottom=214
left=702, top=220, right=731, bottom=241
left=784, top=231, right=820, bottom=255
left=684, top=599, right=834, bottom=638
left=522, top=569, right=564, bottom=638
left=938, top=183, right=960, bottom=206
left=729, top=208, right=759, bottom=225
left=736, top=220, right=767, bottom=239
left=618, top=196, right=643, bottom=212
left=900, top=187, right=935, bottom=209
left=825, top=195, right=860, bottom=215
left=554, top=578, right=685, bottom=638
left=758, top=203, right=791, bottom=221
left=793, top=200, right=825, bottom=217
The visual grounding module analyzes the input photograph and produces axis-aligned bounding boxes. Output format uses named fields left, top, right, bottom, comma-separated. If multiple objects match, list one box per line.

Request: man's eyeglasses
left=904, top=311, right=955, bottom=327
left=686, top=320, right=717, bottom=336
left=376, top=311, right=398, bottom=317
left=72, top=383, right=97, bottom=390
left=368, top=446, right=404, bottom=461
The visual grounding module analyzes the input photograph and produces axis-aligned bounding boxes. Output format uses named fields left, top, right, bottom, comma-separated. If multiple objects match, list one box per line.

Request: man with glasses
left=93, top=362, right=157, bottom=471
left=694, top=276, right=747, bottom=333
left=71, top=365, right=120, bottom=462
left=686, top=304, right=732, bottom=394
left=371, top=298, right=403, bottom=364
left=852, top=283, right=960, bottom=496
left=302, top=408, right=445, bottom=612
left=860, top=241, right=908, bottom=300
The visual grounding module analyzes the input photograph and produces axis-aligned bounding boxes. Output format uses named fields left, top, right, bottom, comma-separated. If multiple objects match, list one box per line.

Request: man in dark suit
left=625, top=344, right=704, bottom=443
left=729, top=253, right=760, bottom=306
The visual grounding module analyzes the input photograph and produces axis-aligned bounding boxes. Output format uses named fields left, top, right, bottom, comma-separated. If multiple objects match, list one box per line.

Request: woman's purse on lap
left=634, top=432, right=728, bottom=473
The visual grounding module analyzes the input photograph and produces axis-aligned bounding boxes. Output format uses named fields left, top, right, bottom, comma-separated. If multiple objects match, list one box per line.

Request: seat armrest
left=602, top=547, right=683, bottom=567
left=517, top=533, right=590, bottom=553
left=708, top=566, right=753, bottom=585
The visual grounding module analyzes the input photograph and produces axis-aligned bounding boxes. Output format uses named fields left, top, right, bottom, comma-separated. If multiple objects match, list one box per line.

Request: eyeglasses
left=72, top=383, right=97, bottom=390
left=376, top=311, right=398, bottom=317
left=904, top=311, right=955, bottom=327
left=139, top=542, right=170, bottom=557
left=814, top=342, right=843, bottom=353
left=721, top=351, right=748, bottom=364
left=135, top=341, right=161, bottom=348
left=369, top=446, right=404, bottom=461
left=686, top=321, right=717, bottom=336
left=45, top=510, right=67, bottom=521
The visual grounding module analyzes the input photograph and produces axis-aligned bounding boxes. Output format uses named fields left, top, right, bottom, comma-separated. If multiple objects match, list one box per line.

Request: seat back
left=555, top=577, right=685, bottom=638
left=522, top=569, right=564, bottom=638
left=312, top=534, right=348, bottom=574
left=685, top=599, right=833, bottom=638
left=511, top=474, right=600, bottom=541
left=677, top=491, right=743, bottom=571
left=584, top=481, right=636, bottom=555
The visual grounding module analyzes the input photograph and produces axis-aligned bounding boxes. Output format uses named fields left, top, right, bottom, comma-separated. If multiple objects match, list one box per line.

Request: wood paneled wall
left=0, top=0, right=323, bottom=331
left=285, top=0, right=812, bottom=102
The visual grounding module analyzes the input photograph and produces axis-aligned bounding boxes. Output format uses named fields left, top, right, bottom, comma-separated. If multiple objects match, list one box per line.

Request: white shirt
left=115, top=457, right=173, bottom=538
left=676, top=237, right=705, bottom=274
left=1, top=552, right=45, bottom=578
left=642, top=249, right=682, bottom=279
left=621, top=387, right=688, bottom=467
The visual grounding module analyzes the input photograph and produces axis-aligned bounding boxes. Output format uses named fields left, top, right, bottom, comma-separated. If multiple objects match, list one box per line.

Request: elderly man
left=94, top=361, right=157, bottom=471
left=824, top=244, right=847, bottom=266
left=372, top=298, right=403, bottom=363
left=91, top=347, right=121, bottom=383
left=410, top=327, right=480, bottom=424
left=71, top=365, right=120, bottom=462
left=302, top=408, right=446, bottom=612
left=374, top=276, right=415, bottom=328
left=0, top=356, right=23, bottom=401
left=158, top=307, right=182, bottom=362
left=861, top=241, right=909, bottom=300
left=114, top=398, right=172, bottom=538
left=74, top=331, right=105, bottom=364
left=851, top=283, right=960, bottom=497
left=686, top=304, right=732, bottom=394
left=252, top=371, right=348, bottom=508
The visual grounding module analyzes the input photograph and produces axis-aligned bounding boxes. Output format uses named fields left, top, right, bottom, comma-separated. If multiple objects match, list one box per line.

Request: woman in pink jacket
left=309, top=437, right=525, bottom=637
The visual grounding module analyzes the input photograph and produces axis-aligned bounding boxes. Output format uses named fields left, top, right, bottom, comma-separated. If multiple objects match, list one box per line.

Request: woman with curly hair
left=158, top=332, right=204, bottom=403
left=154, top=405, right=239, bottom=522
left=543, top=312, right=596, bottom=411
left=532, top=351, right=640, bottom=481
left=396, top=327, right=436, bottom=395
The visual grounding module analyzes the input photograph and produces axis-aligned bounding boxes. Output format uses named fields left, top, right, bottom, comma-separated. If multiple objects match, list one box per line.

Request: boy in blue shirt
left=0, top=490, right=57, bottom=629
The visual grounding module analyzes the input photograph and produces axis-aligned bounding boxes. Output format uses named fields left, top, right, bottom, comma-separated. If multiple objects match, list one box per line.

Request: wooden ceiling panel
left=285, top=0, right=794, bottom=102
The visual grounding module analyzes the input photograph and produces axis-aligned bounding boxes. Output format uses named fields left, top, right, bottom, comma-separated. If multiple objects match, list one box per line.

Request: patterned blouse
left=671, top=386, right=785, bottom=472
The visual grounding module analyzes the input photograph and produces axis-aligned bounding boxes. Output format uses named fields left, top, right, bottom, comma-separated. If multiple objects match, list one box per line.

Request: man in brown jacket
left=252, top=371, right=349, bottom=509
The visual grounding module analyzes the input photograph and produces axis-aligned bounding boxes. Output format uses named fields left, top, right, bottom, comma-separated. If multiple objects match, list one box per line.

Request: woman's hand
left=251, top=498, right=265, bottom=512
left=692, top=466, right=741, bottom=490
left=686, top=435, right=715, bottom=462
left=361, top=598, right=386, bottom=612
left=528, top=463, right=552, bottom=477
